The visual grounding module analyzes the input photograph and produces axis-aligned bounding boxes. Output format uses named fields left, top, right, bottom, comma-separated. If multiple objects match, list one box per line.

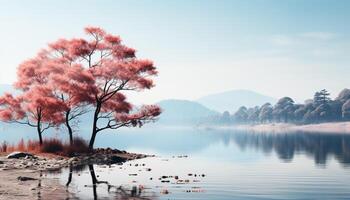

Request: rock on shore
left=0, top=148, right=149, bottom=171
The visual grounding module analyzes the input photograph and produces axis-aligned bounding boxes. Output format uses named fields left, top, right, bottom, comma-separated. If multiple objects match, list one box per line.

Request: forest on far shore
left=203, top=89, right=350, bottom=125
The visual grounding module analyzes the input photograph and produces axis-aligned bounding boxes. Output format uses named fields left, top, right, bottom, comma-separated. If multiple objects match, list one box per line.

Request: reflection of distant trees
left=229, top=131, right=350, bottom=166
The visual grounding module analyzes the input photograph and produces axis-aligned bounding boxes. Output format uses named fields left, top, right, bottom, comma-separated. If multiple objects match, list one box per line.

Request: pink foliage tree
left=1, top=26, right=161, bottom=150
left=0, top=86, right=67, bottom=145
left=46, top=26, right=161, bottom=150
left=15, top=49, right=97, bottom=145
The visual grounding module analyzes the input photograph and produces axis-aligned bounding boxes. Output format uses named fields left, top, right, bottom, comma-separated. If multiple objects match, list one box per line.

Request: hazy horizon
left=1, top=0, right=349, bottom=104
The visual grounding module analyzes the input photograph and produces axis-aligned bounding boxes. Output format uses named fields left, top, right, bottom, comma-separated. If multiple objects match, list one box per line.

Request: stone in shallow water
left=161, top=189, right=170, bottom=194
left=7, top=152, right=34, bottom=159
left=110, top=155, right=127, bottom=163
left=17, top=176, right=37, bottom=181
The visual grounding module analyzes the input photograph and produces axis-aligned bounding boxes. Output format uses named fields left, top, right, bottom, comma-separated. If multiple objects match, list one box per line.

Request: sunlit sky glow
left=0, top=0, right=349, bottom=104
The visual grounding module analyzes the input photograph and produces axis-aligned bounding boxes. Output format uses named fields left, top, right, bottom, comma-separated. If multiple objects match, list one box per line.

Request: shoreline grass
left=0, top=137, right=90, bottom=156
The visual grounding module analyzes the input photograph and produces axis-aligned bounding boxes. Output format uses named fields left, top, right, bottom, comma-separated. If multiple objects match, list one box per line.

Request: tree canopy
left=0, top=27, right=161, bottom=149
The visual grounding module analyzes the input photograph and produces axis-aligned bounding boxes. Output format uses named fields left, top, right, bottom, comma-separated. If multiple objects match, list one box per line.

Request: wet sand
left=0, top=169, right=76, bottom=200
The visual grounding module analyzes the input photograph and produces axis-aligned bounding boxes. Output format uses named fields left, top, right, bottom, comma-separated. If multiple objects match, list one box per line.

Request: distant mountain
left=197, top=90, right=277, bottom=113
left=157, top=99, right=219, bottom=125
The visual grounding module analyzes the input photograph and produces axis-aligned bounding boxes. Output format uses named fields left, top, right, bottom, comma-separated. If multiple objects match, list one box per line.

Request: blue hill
left=197, top=89, right=277, bottom=113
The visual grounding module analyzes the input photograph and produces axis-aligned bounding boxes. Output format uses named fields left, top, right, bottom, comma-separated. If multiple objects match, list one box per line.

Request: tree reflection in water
left=231, top=131, right=350, bottom=166
left=65, top=164, right=155, bottom=200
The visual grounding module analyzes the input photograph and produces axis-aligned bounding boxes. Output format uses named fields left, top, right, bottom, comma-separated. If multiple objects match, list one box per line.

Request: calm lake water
left=2, top=124, right=350, bottom=199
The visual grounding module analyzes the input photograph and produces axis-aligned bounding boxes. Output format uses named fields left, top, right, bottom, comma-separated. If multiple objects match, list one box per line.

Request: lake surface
left=42, top=126, right=350, bottom=200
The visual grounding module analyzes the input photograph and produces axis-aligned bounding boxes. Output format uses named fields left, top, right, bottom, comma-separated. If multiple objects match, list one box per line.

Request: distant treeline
left=203, top=89, right=350, bottom=125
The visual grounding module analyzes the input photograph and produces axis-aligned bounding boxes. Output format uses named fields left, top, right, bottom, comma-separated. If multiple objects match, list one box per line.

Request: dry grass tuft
left=0, top=137, right=90, bottom=157
left=63, top=137, right=90, bottom=156
left=40, top=138, right=64, bottom=153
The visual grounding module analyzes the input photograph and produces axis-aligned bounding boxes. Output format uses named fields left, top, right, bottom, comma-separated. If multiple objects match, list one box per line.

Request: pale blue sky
left=0, top=0, right=349, bottom=104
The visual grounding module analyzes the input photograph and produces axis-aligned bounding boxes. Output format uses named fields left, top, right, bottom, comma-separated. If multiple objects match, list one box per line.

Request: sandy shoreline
left=0, top=150, right=148, bottom=200
left=0, top=168, right=75, bottom=200
left=233, top=122, right=350, bottom=134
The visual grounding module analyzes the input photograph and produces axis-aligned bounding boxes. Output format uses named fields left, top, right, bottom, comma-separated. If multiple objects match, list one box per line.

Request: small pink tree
left=15, top=51, right=97, bottom=145
left=0, top=85, right=67, bottom=145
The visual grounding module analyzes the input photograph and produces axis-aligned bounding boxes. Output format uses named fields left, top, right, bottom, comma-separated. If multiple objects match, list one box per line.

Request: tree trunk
left=65, top=110, right=73, bottom=145
left=89, top=103, right=101, bottom=150
left=89, top=129, right=97, bottom=151
left=37, top=117, right=43, bottom=145
left=37, top=127, right=43, bottom=145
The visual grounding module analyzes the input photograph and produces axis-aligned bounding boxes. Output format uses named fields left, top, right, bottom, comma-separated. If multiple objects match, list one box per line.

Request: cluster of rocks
left=158, top=174, right=203, bottom=184
left=93, top=148, right=126, bottom=154
left=67, top=150, right=148, bottom=166
left=0, top=152, right=67, bottom=171
left=0, top=149, right=149, bottom=171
